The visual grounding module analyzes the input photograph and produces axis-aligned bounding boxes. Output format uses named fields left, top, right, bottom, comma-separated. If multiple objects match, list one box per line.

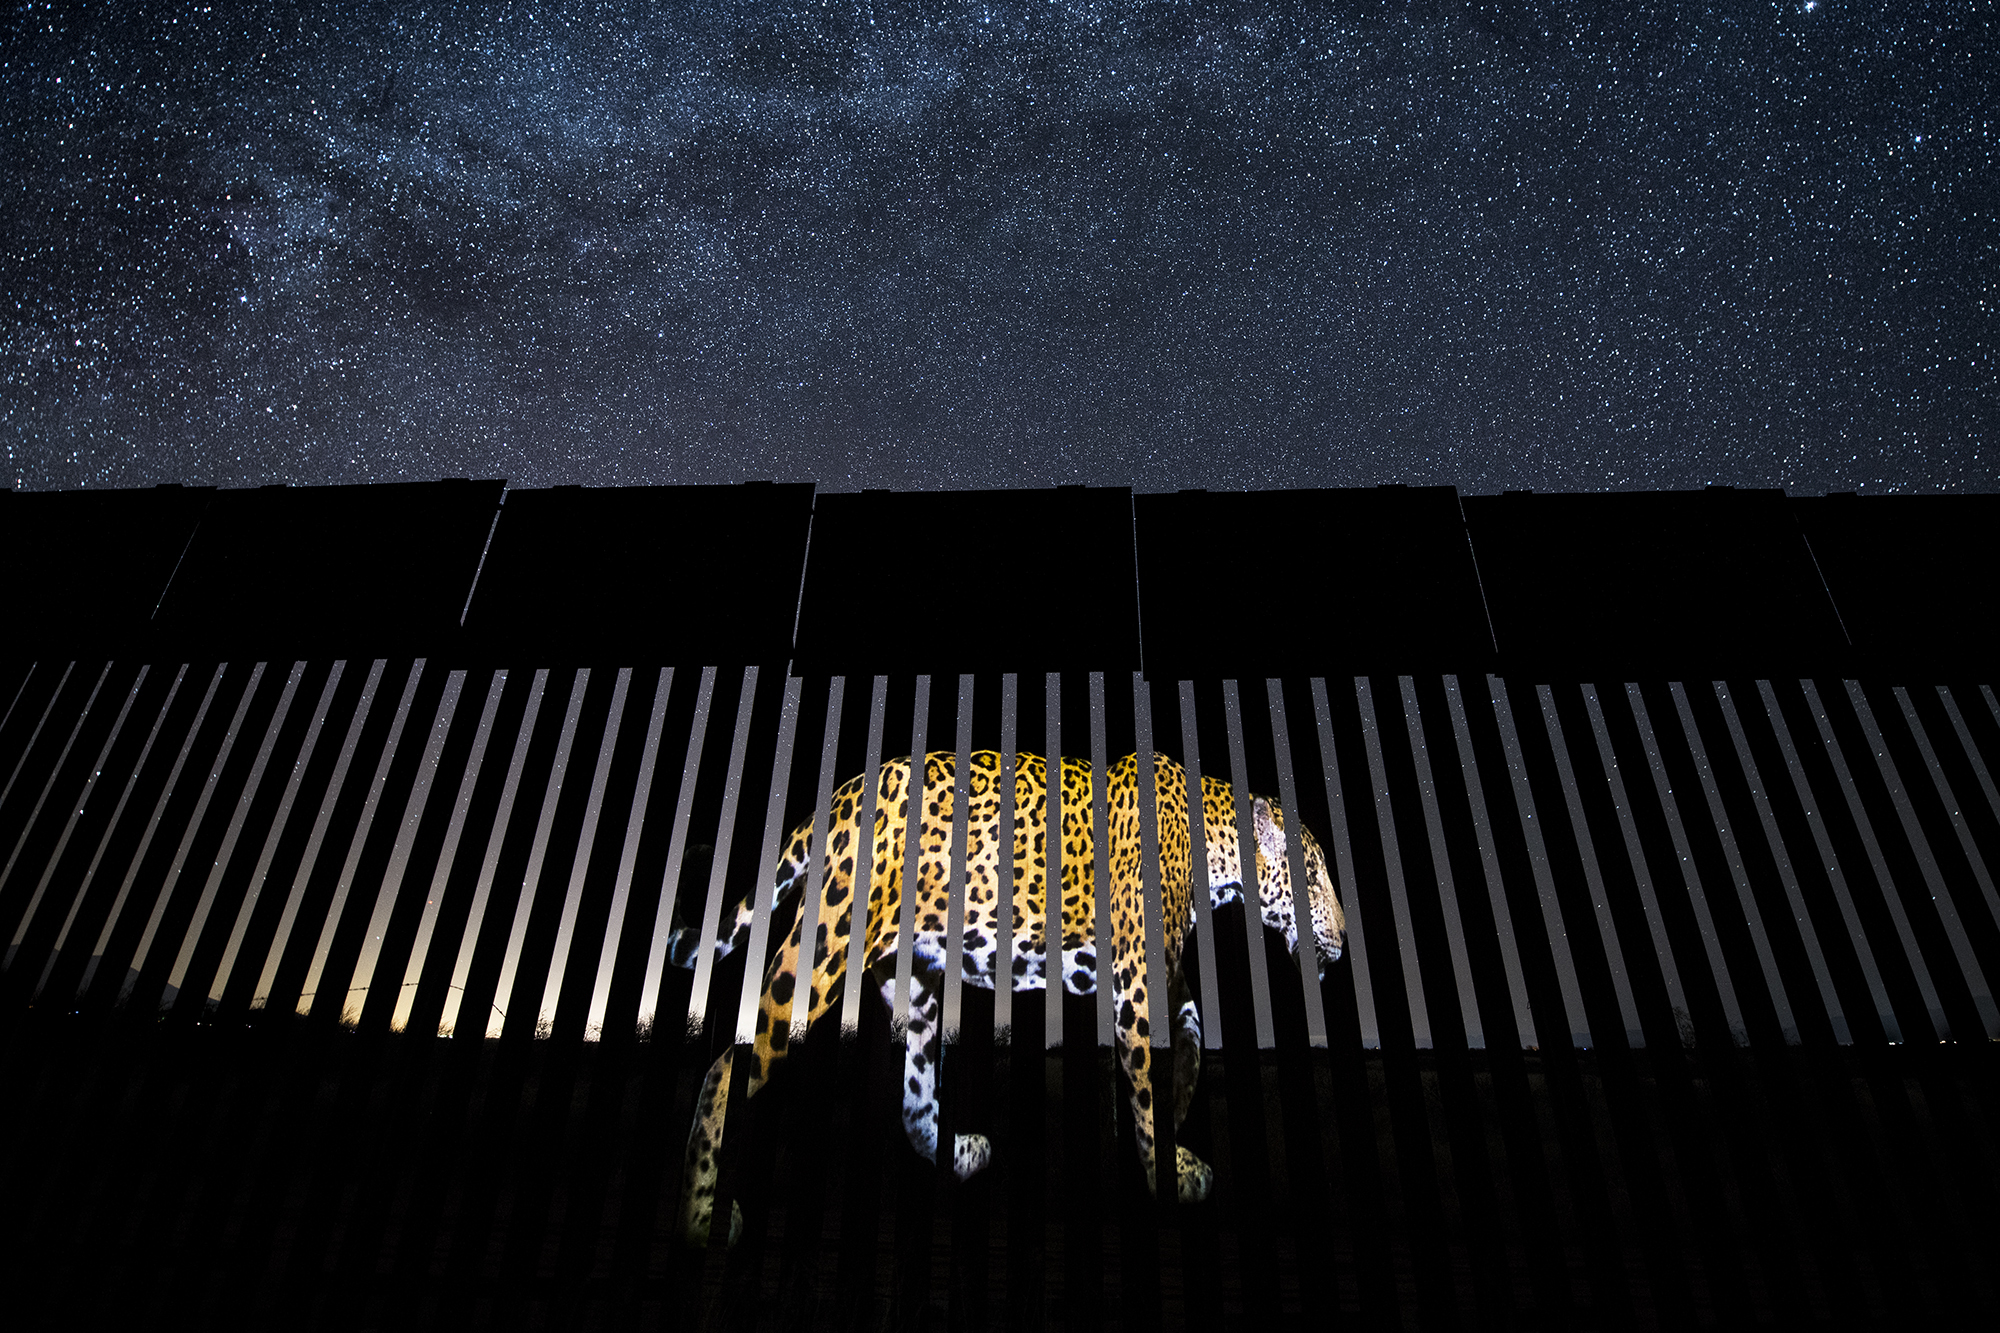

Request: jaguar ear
left=1253, top=796, right=1287, bottom=866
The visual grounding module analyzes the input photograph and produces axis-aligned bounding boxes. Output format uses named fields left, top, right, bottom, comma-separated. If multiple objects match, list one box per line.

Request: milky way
left=2, top=1, right=1990, bottom=493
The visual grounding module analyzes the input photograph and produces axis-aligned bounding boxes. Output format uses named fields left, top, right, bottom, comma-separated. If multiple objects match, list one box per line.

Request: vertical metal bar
left=942, top=673, right=975, bottom=1043
left=789, top=676, right=845, bottom=1041
left=839, top=675, right=889, bottom=1041
left=996, top=672, right=1016, bottom=1043
left=934, top=676, right=970, bottom=1333
left=497, top=664, right=624, bottom=1041
left=204, top=659, right=367, bottom=1022
left=1266, top=678, right=1329, bottom=1047
left=1578, top=684, right=1693, bottom=1035
left=1178, top=681, right=1225, bottom=1052
left=636, top=665, right=714, bottom=1035
left=1895, top=688, right=2000, bottom=946
left=991, top=672, right=1019, bottom=1323
left=893, top=674, right=932, bottom=1033
left=331, top=666, right=466, bottom=1018
left=389, top=669, right=513, bottom=1035
left=1440, top=675, right=1537, bottom=1047
left=347, top=664, right=506, bottom=1037
left=1084, top=670, right=1118, bottom=1320
left=1354, top=676, right=1433, bottom=1047
left=1534, top=683, right=1646, bottom=1046
left=34, top=665, right=191, bottom=1002
left=157, top=662, right=313, bottom=1007
left=1626, top=683, right=1752, bottom=1042
left=76, top=664, right=229, bottom=1001
left=1796, top=678, right=1944, bottom=1041
left=1669, top=681, right=1799, bottom=1041
left=1309, top=677, right=1378, bottom=1048
left=124, top=663, right=272, bottom=998
left=1089, top=671, right=1114, bottom=1046
left=0, top=661, right=39, bottom=744
left=1757, top=679, right=1900, bottom=1042
left=1864, top=682, right=2000, bottom=1040
left=437, top=669, right=551, bottom=1038
left=685, top=664, right=761, bottom=1041
left=259, top=659, right=423, bottom=1022
left=1396, top=676, right=1486, bottom=1047
left=534, top=667, right=635, bottom=1035
left=1220, top=679, right=1276, bottom=1049
left=294, top=662, right=429, bottom=1023
left=7, top=665, right=151, bottom=970
left=1488, top=676, right=1592, bottom=1047
left=474, top=667, right=588, bottom=1036
left=1045, top=672, right=1062, bottom=1052
left=238, top=661, right=383, bottom=1013
left=1844, top=681, right=1997, bottom=1036
left=1713, top=681, right=1849, bottom=1040
left=164, top=660, right=339, bottom=1025
left=1939, top=686, right=2000, bottom=825
left=451, top=655, right=581, bottom=1042
left=135, top=660, right=301, bottom=1020
left=0, top=661, right=73, bottom=816
left=1131, top=672, right=1179, bottom=1214
left=0, top=662, right=112, bottom=906
left=562, top=666, right=673, bottom=1040
left=1132, top=673, right=1171, bottom=1062
left=5, top=660, right=170, bottom=1000
left=771, top=674, right=848, bottom=1306
left=734, top=674, right=805, bottom=1044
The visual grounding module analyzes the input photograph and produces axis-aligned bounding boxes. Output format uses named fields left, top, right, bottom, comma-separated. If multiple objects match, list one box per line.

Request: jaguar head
left=1252, top=796, right=1347, bottom=981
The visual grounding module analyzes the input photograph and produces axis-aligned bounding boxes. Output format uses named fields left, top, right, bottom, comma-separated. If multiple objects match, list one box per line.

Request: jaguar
left=674, top=749, right=1346, bottom=1247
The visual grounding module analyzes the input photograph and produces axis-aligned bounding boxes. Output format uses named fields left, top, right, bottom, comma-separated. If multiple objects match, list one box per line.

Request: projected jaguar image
left=667, top=749, right=1347, bottom=1247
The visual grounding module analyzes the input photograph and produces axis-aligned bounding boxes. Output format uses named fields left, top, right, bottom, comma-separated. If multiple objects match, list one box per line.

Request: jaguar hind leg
left=1112, top=955, right=1212, bottom=1204
left=678, top=1049, right=744, bottom=1248
left=879, top=963, right=991, bottom=1179
left=677, top=890, right=831, bottom=1248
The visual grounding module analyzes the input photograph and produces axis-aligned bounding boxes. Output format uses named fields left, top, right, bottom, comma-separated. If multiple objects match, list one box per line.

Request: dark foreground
left=2, top=983, right=1995, bottom=1333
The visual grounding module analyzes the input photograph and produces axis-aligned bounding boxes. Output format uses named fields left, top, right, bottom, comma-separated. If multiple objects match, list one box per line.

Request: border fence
left=1, top=481, right=1996, bottom=1329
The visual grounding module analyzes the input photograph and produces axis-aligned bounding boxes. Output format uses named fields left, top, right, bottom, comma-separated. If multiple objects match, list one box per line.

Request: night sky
left=2, top=1, right=1991, bottom=494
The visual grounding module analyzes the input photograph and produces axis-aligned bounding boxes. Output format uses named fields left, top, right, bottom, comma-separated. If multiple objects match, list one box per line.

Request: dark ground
left=2, top=975, right=1995, bottom=1331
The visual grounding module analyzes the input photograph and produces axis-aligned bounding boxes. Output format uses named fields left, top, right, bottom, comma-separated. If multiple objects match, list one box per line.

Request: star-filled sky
left=2, top=1, right=1991, bottom=494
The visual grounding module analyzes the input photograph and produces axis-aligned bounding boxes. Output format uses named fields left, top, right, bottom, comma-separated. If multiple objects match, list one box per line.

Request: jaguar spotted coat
left=675, top=750, right=1345, bottom=1247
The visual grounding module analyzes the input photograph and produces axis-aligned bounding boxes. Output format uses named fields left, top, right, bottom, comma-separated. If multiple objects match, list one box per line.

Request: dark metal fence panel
left=1818, top=678, right=1989, bottom=1042
left=122, top=659, right=292, bottom=1018
left=79, top=660, right=254, bottom=1013
left=4, top=665, right=1996, bottom=1327
left=31, top=663, right=202, bottom=1014
left=452, top=666, right=579, bottom=1045
left=4, top=663, right=161, bottom=1014
left=0, top=662, right=107, bottom=944
left=6, top=482, right=2000, bottom=1328
left=263, top=658, right=420, bottom=1022
left=493, top=663, right=622, bottom=1043
left=351, top=667, right=498, bottom=1037
left=0, top=663, right=138, bottom=960
left=160, top=660, right=334, bottom=1028
left=0, top=663, right=71, bottom=824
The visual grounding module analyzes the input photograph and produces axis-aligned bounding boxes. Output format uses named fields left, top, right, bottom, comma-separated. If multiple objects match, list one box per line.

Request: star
left=0, top=3, right=1985, bottom=497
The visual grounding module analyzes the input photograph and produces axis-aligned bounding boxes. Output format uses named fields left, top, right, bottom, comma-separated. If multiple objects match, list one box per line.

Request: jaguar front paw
left=1176, top=1145, right=1214, bottom=1203
left=953, top=1132, right=993, bottom=1180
